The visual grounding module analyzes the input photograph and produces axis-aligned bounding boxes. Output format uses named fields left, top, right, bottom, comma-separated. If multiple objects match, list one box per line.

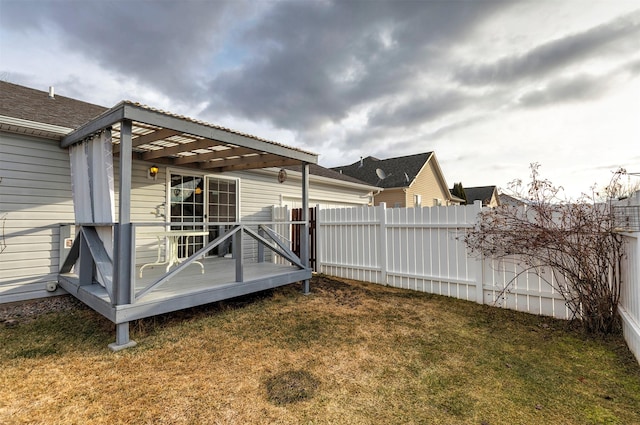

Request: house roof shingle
left=0, top=81, right=107, bottom=129
left=332, top=152, right=433, bottom=189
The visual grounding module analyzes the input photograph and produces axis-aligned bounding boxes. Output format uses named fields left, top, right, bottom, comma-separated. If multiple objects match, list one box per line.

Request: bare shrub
left=465, top=164, right=625, bottom=334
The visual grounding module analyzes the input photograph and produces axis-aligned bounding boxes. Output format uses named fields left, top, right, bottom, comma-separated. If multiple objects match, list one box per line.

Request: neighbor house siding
left=407, top=160, right=449, bottom=207
left=370, top=160, right=452, bottom=208
left=0, top=132, right=75, bottom=302
left=374, top=188, right=406, bottom=207
left=488, top=192, right=500, bottom=208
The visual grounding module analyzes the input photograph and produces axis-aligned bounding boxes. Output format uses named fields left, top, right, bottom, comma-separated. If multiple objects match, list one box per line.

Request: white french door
left=169, top=173, right=239, bottom=257
left=205, top=176, right=238, bottom=256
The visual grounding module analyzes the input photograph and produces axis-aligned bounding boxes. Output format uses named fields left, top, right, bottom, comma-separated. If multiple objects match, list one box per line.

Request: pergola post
left=109, top=119, right=137, bottom=351
left=301, top=162, right=310, bottom=294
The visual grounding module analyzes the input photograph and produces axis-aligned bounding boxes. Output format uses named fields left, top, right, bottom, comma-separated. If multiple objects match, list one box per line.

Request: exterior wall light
left=278, top=168, right=287, bottom=183
left=148, top=165, right=159, bottom=180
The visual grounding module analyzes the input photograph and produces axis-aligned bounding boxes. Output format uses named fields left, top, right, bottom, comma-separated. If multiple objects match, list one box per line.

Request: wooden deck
left=58, top=257, right=310, bottom=323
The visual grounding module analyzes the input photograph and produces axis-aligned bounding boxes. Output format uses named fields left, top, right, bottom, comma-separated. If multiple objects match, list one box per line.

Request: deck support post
left=257, top=227, right=265, bottom=263
left=109, top=323, right=137, bottom=352
left=301, top=162, right=310, bottom=294
left=109, top=119, right=136, bottom=350
left=234, top=227, right=244, bottom=282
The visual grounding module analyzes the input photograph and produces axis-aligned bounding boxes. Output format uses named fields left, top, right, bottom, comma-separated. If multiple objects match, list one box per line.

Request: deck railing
left=59, top=220, right=310, bottom=305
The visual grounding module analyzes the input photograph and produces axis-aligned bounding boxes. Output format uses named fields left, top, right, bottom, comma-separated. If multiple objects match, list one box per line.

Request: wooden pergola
left=58, top=101, right=317, bottom=350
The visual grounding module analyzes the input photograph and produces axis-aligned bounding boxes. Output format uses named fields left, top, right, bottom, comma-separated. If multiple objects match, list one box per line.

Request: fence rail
left=314, top=202, right=639, bottom=364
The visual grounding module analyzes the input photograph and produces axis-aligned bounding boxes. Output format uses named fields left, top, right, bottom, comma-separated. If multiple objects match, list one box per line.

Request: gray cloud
left=628, top=58, right=640, bottom=75
left=455, top=9, right=640, bottom=87
left=517, top=57, right=640, bottom=108
left=517, top=74, right=611, bottom=108
left=367, top=90, right=469, bottom=129
left=204, top=0, right=504, bottom=131
left=1, top=0, right=249, bottom=101
left=0, top=0, right=507, bottom=140
left=2, top=0, right=637, bottom=186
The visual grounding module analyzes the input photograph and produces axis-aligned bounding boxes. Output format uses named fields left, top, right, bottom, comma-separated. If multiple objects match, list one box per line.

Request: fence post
left=314, top=204, right=320, bottom=272
left=379, top=203, right=388, bottom=284
left=301, top=163, right=310, bottom=294
left=475, top=256, right=485, bottom=305
left=472, top=201, right=485, bottom=305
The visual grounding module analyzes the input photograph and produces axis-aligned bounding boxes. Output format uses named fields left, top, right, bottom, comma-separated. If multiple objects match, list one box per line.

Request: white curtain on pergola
left=69, top=129, right=115, bottom=286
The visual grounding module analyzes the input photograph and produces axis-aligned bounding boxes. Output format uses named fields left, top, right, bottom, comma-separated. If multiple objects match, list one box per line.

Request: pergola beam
left=211, top=157, right=300, bottom=173
left=200, top=154, right=300, bottom=172
left=61, top=106, right=125, bottom=148
left=173, top=146, right=257, bottom=165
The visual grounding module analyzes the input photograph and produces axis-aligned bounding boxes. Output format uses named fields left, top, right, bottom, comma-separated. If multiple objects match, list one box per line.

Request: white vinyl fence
left=619, top=233, right=640, bottom=364
left=317, top=202, right=570, bottom=317
left=315, top=202, right=640, bottom=364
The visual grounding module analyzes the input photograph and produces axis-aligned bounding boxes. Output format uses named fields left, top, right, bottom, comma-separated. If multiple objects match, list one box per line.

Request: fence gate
left=292, top=207, right=317, bottom=271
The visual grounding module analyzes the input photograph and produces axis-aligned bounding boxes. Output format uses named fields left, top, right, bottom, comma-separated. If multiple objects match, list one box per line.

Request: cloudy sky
left=1, top=0, right=638, bottom=198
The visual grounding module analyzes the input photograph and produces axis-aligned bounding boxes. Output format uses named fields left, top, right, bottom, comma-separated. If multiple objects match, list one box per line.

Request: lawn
left=1, top=275, right=639, bottom=424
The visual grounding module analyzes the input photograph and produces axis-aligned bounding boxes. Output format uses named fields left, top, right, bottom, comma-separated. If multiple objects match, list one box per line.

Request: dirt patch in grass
left=264, top=369, right=320, bottom=405
left=1, top=275, right=639, bottom=425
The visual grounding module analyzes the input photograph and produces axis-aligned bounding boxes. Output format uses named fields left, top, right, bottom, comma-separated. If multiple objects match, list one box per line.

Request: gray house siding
left=237, top=169, right=371, bottom=211
left=0, top=132, right=74, bottom=302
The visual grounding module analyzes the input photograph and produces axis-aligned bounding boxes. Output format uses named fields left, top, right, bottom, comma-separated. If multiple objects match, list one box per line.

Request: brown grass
left=1, top=275, right=639, bottom=424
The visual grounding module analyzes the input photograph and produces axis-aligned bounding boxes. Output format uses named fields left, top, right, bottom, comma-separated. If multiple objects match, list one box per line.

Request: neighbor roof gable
left=462, top=186, right=498, bottom=205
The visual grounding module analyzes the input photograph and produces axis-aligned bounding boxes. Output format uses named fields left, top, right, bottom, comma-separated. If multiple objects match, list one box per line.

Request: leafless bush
left=465, top=164, right=625, bottom=334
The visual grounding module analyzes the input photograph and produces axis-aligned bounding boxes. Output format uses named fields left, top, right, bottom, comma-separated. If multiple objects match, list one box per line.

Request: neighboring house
left=498, top=193, right=525, bottom=207
left=459, top=186, right=501, bottom=207
left=0, top=82, right=379, bottom=349
left=332, top=152, right=460, bottom=208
